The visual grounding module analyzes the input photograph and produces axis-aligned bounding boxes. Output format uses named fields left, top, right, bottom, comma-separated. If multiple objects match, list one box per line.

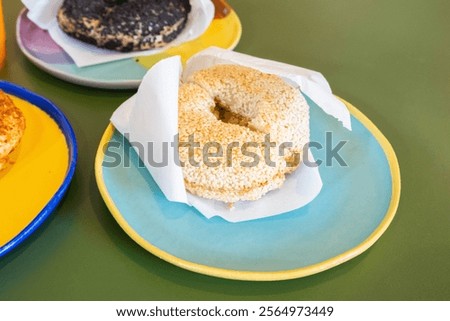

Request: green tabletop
left=1, top=0, right=449, bottom=300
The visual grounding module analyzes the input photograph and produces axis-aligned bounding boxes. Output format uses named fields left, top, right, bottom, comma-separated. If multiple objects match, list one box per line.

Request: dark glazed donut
left=57, top=0, right=191, bottom=52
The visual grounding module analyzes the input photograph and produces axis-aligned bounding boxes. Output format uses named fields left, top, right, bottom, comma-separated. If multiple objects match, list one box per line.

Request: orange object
left=0, top=0, right=5, bottom=68
left=212, top=0, right=232, bottom=19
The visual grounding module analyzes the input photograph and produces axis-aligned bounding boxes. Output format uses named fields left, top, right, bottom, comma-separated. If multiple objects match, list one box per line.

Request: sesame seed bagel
left=0, top=91, right=26, bottom=171
left=178, top=64, right=310, bottom=203
left=57, top=0, right=191, bottom=52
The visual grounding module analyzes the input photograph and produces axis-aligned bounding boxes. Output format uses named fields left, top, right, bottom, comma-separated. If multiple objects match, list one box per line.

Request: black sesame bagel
left=57, top=0, right=192, bottom=52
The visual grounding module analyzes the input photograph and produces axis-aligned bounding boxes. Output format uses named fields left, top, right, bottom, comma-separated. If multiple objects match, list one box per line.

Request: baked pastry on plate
left=0, top=91, right=26, bottom=171
left=57, top=0, right=192, bottom=52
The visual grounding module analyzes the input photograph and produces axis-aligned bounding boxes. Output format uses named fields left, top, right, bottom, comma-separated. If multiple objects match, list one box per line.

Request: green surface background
left=1, top=0, right=449, bottom=300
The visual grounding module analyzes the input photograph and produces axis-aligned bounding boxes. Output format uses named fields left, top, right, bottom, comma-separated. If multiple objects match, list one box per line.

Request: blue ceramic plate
left=16, top=4, right=242, bottom=89
left=0, top=81, right=77, bottom=257
left=95, top=97, right=400, bottom=280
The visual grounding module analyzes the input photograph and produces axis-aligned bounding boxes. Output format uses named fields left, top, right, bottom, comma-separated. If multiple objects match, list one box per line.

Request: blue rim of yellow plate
left=0, top=81, right=78, bottom=258
left=94, top=98, right=401, bottom=281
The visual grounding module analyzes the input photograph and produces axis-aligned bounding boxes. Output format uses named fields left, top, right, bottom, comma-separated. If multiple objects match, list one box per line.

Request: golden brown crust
left=178, top=65, right=309, bottom=203
left=0, top=91, right=26, bottom=171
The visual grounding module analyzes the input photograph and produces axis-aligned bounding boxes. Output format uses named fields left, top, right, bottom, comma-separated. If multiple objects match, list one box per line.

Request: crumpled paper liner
left=22, top=0, right=214, bottom=67
left=111, top=47, right=352, bottom=222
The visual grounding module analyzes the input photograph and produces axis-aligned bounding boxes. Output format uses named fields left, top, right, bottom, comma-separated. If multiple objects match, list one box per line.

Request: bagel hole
left=211, top=100, right=252, bottom=129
